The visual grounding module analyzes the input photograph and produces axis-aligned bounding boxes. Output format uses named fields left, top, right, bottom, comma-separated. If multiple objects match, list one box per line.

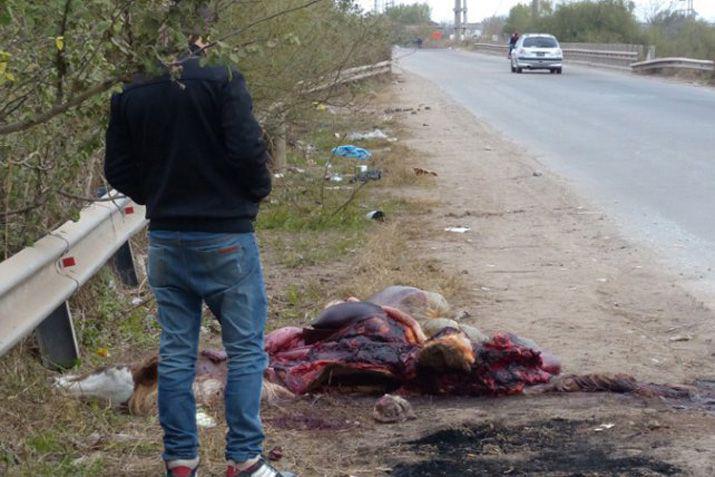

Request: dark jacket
left=104, top=58, right=271, bottom=233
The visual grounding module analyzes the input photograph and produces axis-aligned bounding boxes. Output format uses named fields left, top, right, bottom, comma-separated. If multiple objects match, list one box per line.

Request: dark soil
left=391, top=418, right=680, bottom=476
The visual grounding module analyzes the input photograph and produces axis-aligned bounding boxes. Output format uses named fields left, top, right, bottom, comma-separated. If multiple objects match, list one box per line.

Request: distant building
left=464, top=22, right=483, bottom=38
left=443, top=21, right=482, bottom=40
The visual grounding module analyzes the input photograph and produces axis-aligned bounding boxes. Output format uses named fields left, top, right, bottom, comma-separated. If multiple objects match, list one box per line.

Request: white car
left=510, top=33, right=563, bottom=74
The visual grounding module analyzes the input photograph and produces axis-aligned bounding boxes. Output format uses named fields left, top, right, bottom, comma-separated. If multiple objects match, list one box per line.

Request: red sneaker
left=166, top=458, right=199, bottom=477
left=166, top=466, right=198, bottom=477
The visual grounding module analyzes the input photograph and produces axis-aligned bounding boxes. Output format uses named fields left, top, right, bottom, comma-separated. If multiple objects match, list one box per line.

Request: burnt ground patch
left=391, top=418, right=680, bottom=476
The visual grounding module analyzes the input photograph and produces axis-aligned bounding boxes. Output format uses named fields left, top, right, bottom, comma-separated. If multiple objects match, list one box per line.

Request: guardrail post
left=111, top=240, right=139, bottom=287
left=96, top=186, right=139, bottom=287
left=646, top=46, right=656, bottom=61
left=36, top=302, right=79, bottom=369
left=266, top=114, right=287, bottom=171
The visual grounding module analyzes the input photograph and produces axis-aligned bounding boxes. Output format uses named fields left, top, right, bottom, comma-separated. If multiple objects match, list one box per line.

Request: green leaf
left=0, top=4, right=12, bottom=26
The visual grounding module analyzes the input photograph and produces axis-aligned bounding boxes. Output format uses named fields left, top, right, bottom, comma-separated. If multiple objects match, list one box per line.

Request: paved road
left=397, top=48, right=715, bottom=292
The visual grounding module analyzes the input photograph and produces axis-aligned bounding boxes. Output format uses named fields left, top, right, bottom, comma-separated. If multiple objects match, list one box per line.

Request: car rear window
left=523, top=37, right=558, bottom=48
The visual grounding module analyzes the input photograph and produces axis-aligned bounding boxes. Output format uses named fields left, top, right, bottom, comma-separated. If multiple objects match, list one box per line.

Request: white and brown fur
left=54, top=354, right=293, bottom=416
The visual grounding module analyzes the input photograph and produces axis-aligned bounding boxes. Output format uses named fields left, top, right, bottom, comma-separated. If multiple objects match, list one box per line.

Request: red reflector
left=124, top=206, right=135, bottom=215
left=61, top=257, right=76, bottom=268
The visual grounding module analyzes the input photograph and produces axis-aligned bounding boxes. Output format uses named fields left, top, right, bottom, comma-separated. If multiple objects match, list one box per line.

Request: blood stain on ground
left=391, top=418, right=680, bottom=476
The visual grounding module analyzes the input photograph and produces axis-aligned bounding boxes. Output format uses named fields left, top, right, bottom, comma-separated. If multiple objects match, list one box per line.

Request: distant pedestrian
left=508, top=31, right=520, bottom=58
left=104, top=35, right=295, bottom=477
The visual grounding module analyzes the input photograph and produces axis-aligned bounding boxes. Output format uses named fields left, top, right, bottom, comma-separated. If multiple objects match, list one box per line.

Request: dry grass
left=0, top=78, right=462, bottom=476
left=335, top=219, right=463, bottom=301
left=0, top=345, right=163, bottom=475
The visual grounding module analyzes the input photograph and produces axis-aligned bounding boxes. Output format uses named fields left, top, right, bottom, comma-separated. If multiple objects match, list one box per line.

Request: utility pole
left=374, top=0, right=394, bottom=14
left=454, top=0, right=468, bottom=40
left=454, top=0, right=462, bottom=41
left=462, top=0, right=468, bottom=31
left=676, top=0, right=695, bottom=17
left=531, top=0, right=539, bottom=20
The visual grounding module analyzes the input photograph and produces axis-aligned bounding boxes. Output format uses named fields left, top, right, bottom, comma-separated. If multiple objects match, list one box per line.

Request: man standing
left=104, top=41, right=294, bottom=477
left=508, top=31, right=520, bottom=58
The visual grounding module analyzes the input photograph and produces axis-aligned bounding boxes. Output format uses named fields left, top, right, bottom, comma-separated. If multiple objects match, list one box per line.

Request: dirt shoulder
left=364, top=70, right=715, bottom=475
left=250, top=70, right=715, bottom=477
left=3, top=71, right=714, bottom=476
left=391, top=70, right=715, bottom=384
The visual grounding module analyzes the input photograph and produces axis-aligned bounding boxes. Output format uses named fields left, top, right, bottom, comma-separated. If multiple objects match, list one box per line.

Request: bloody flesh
left=265, top=302, right=559, bottom=396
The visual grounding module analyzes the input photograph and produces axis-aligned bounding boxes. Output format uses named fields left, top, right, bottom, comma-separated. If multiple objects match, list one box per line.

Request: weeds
left=0, top=79, right=459, bottom=476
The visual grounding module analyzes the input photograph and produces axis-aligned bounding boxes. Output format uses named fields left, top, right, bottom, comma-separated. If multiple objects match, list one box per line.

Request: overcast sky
left=355, top=1, right=715, bottom=23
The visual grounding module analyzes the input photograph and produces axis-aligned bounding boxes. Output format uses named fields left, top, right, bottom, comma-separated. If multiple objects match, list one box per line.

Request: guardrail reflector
left=61, top=257, right=76, bottom=268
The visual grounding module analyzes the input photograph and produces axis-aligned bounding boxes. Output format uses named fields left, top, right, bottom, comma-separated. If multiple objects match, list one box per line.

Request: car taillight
left=518, top=48, right=526, bottom=56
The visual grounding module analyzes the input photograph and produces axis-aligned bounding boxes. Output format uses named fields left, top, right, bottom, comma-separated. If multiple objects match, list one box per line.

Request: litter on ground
left=445, top=226, right=471, bottom=233
left=413, top=167, right=438, bottom=177
left=366, top=210, right=385, bottom=221
left=347, top=129, right=389, bottom=141
left=353, top=169, right=382, bottom=183
left=195, top=409, right=216, bottom=428
left=331, top=145, right=372, bottom=160
left=593, top=423, right=615, bottom=432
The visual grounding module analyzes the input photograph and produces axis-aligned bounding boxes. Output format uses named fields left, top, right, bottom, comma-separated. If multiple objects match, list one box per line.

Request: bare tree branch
left=0, top=196, right=49, bottom=220
left=174, top=0, right=327, bottom=65
left=0, top=78, right=118, bottom=136
left=57, top=190, right=127, bottom=202
left=55, top=0, right=73, bottom=104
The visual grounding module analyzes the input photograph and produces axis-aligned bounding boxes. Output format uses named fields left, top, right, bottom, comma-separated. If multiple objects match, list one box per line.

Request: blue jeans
left=148, top=231, right=268, bottom=463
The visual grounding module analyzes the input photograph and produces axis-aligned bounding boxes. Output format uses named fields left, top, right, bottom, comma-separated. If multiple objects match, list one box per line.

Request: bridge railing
left=471, top=41, right=714, bottom=74
left=631, top=57, right=714, bottom=73
left=471, top=42, right=638, bottom=69
left=0, top=60, right=392, bottom=369
left=561, top=48, right=638, bottom=69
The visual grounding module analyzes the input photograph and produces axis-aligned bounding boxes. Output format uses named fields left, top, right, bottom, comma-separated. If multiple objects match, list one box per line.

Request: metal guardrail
left=264, top=60, right=391, bottom=170
left=0, top=193, right=146, bottom=366
left=0, top=60, right=392, bottom=367
left=631, top=57, right=715, bottom=72
left=306, top=60, right=392, bottom=93
left=563, top=50, right=637, bottom=70
left=471, top=42, right=713, bottom=74
left=560, top=42, right=643, bottom=55
left=471, top=42, right=637, bottom=68
left=472, top=42, right=506, bottom=51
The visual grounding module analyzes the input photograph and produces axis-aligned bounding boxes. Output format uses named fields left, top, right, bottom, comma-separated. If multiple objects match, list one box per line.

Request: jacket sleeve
left=221, top=70, right=272, bottom=202
left=104, top=93, right=145, bottom=204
